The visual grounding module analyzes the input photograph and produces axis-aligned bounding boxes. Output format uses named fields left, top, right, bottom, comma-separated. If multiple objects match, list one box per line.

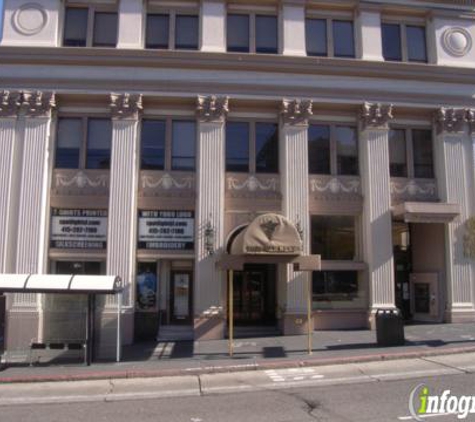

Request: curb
left=1, top=345, right=475, bottom=384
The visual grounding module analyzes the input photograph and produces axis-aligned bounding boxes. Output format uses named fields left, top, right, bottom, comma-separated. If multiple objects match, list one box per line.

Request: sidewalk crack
left=197, top=375, right=203, bottom=396
left=420, top=356, right=469, bottom=374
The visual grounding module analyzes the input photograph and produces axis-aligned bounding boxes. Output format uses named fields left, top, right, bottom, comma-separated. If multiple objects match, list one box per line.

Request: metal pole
left=116, top=292, right=122, bottom=363
left=86, top=294, right=93, bottom=366
left=228, top=270, right=234, bottom=357
left=307, top=275, right=312, bottom=355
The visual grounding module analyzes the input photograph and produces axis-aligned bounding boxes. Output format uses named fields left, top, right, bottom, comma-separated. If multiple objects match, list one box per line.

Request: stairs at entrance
left=156, top=325, right=194, bottom=341
left=233, top=326, right=281, bottom=339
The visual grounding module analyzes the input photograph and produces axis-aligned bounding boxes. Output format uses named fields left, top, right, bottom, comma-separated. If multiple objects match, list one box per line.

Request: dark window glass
left=172, top=121, right=196, bottom=171
left=93, top=12, right=118, bottom=47
left=333, top=21, right=355, bottom=58
left=336, top=126, right=358, bottom=175
left=407, top=26, right=427, bottom=62
left=412, top=129, right=433, bottom=178
left=86, top=119, right=112, bottom=169
left=175, top=15, right=199, bottom=50
left=255, top=15, right=278, bottom=54
left=227, top=14, right=250, bottom=53
left=63, top=8, right=88, bottom=47
left=55, top=118, right=82, bottom=168
left=306, top=18, right=327, bottom=56
left=308, top=124, right=330, bottom=174
left=389, top=129, right=407, bottom=177
left=255, top=123, right=278, bottom=173
left=382, top=23, right=402, bottom=61
left=146, top=14, right=169, bottom=49
left=141, top=120, right=166, bottom=170
left=311, top=215, right=355, bottom=260
left=226, top=122, right=250, bottom=172
left=312, top=271, right=358, bottom=301
left=55, top=261, right=102, bottom=275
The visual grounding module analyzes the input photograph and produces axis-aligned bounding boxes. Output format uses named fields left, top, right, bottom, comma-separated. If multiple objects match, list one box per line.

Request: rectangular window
left=389, top=129, right=407, bottom=177
left=412, top=129, right=433, bottom=178
left=63, top=8, right=88, bottom=47
left=332, top=20, right=355, bottom=58
left=255, top=15, right=278, bottom=54
left=308, top=124, right=330, bottom=174
left=406, top=26, right=427, bottom=62
left=226, top=122, right=250, bottom=172
left=175, top=15, right=199, bottom=50
left=306, top=17, right=355, bottom=58
left=335, top=126, right=358, bottom=175
left=312, top=271, right=359, bottom=301
left=255, top=122, right=279, bottom=173
left=141, top=120, right=166, bottom=170
left=227, top=14, right=250, bottom=53
left=382, top=23, right=402, bottom=61
left=172, top=121, right=196, bottom=171
left=306, top=18, right=327, bottom=57
left=55, top=118, right=82, bottom=168
left=146, top=14, right=170, bottom=49
left=311, top=215, right=356, bottom=260
left=382, top=22, right=427, bottom=63
left=86, top=119, right=112, bottom=170
left=92, top=12, right=118, bottom=47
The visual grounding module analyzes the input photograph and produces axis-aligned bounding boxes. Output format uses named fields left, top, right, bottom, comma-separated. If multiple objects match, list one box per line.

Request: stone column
left=201, top=1, right=226, bottom=53
left=359, top=102, right=396, bottom=326
left=435, top=108, right=475, bottom=322
left=194, top=95, right=228, bottom=340
left=281, top=1, right=306, bottom=57
left=100, top=93, right=142, bottom=353
left=280, top=99, right=312, bottom=335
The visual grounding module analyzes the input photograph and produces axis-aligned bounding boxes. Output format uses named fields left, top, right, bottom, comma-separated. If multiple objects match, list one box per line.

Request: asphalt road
left=2, top=353, right=475, bottom=421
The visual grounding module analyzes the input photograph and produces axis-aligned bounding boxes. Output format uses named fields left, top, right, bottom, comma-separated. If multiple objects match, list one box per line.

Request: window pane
left=312, top=271, right=359, bottom=301
left=311, top=215, right=355, bottom=260
left=146, top=14, right=169, bottom=49
left=255, top=15, right=278, bottom=54
left=227, top=14, right=250, bottom=52
left=86, top=119, right=112, bottom=169
left=55, top=118, right=82, bottom=168
left=306, top=18, right=327, bottom=56
left=336, top=126, right=358, bottom=175
left=389, top=129, right=407, bottom=177
left=333, top=21, right=355, bottom=58
left=412, top=129, right=434, bottom=178
left=172, top=121, right=196, bottom=171
left=308, top=124, right=330, bottom=174
left=226, top=122, right=249, bottom=172
left=382, top=23, right=402, bottom=61
left=407, top=26, right=427, bottom=62
left=63, top=8, right=88, bottom=47
left=141, top=120, right=166, bottom=170
left=93, top=12, right=118, bottom=47
left=255, top=123, right=278, bottom=173
left=175, top=15, right=199, bottom=50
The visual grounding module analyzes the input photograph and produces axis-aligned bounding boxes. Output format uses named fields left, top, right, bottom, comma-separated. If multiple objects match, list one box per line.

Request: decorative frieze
left=310, top=176, right=361, bottom=195
left=360, top=102, right=394, bottom=130
left=52, top=170, right=110, bottom=196
left=281, top=99, right=313, bottom=126
left=140, top=172, right=195, bottom=198
left=228, top=175, right=278, bottom=192
left=226, top=174, right=281, bottom=199
left=196, top=95, right=229, bottom=123
left=390, top=178, right=438, bottom=204
left=0, top=90, right=22, bottom=117
left=110, top=93, right=143, bottom=119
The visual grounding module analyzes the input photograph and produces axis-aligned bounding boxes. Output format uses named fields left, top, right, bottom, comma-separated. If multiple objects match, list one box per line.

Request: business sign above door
left=138, top=210, right=194, bottom=250
left=50, top=209, right=108, bottom=249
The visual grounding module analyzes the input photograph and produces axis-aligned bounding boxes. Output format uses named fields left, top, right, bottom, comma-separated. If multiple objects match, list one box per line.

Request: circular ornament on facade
left=12, top=3, right=48, bottom=36
left=442, top=27, right=472, bottom=57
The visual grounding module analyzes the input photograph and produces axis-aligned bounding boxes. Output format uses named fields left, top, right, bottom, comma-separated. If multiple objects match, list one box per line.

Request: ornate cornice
left=196, top=95, right=229, bottom=123
left=434, top=108, right=467, bottom=134
left=110, top=93, right=143, bottom=119
left=360, top=102, right=394, bottom=130
left=0, top=90, right=22, bottom=117
left=281, top=99, right=313, bottom=126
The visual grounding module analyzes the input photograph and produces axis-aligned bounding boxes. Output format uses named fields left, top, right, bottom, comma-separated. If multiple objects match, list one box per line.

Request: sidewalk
left=1, top=323, right=475, bottom=383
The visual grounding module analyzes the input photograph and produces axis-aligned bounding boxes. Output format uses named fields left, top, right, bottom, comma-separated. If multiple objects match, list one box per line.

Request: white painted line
left=398, top=412, right=452, bottom=420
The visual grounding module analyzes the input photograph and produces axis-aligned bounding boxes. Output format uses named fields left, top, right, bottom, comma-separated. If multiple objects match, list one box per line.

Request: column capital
left=21, top=91, right=56, bottom=118
left=0, top=90, right=22, bottom=118
left=281, top=99, right=313, bottom=126
left=466, top=109, right=475, bottom=134
left=196, top=95, right=229, bottom=123
left=360, top=102, right=394, bottom=130
left=110, top=93, right=143, bottom=120
left=434, top=107, right=468, bottom=135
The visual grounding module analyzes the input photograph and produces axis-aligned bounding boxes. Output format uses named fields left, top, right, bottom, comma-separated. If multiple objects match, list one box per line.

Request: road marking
left=265, top=368, right=324, bottom=383
left=398, top=413, right=451, bottom=420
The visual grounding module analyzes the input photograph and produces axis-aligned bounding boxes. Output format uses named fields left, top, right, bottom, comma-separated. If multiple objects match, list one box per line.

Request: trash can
left=375, top=308, right=405, bottom=347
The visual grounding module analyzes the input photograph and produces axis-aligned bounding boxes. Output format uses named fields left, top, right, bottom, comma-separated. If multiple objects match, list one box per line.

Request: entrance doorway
left=232, top=264, right=276, bottom=326
left=170, top=271, right=193, bottom=324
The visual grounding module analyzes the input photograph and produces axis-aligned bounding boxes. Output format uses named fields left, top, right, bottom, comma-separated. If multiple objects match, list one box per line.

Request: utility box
left=375, top=308, right=405, bottom=347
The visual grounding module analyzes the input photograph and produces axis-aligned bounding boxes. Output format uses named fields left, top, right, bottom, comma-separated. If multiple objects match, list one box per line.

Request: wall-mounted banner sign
left=138, top=210, right=194, bottom=250
left=50, top=209, right=108, bottom=249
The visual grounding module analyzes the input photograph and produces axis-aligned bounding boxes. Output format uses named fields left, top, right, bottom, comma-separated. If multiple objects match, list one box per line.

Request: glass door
left=170, top=271, right=193, bottom=324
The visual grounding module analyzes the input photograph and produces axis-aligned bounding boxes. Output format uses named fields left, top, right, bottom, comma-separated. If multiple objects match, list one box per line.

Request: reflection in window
left=86, top=119, right=112, bottom=169
left=335, top=126, right=358, bottom=175
left=382, top=23, right=427, bottom=63
left=308, top=124, right=330, bottom=174
left=226, top=122, right=250, bottom=172
left=92, top=12, right=118, bottom=47
left=382, top=23, right=402, bottom=61
left=407, top=26, right=427, bottom=62
left=172, top=121, right=196, bottom=171
left=141, top=120, right=166, bottom=170
left=63, top=8, right=88, bottom=47
left=413, top=129, right=433, bottom=178
left=175, top=15, right=199, bottom=50
left=389, top=129, right=407, bottom=177
left=255, top=123, right=279, bottom=173
left=311, top=215, right=355, bottom=260
left=333, top=21, right=355, bottom=58
left=55, top=118, right=82, bottom=169
left=255, top=15, right=278, bottom=54
left=312, top=271, right=359, bottom=301
left=306, top=18, right=327, bottom=57
left=146, top=14, right=170, bottom=49
left=227, top=14, right=250, bottom=53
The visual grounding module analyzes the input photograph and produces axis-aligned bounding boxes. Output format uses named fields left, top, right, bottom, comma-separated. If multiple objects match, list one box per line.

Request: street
left=1, top=353, right=475, bottom=421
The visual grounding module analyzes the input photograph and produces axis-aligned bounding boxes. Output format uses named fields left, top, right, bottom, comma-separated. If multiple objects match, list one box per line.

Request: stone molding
left=110, top=93, right=143, bottom=119
left=196, top=95, right=229, bottom=123
left=360, top=102, right=394, bottom=130
left=434, top=108, right=469, bottom=134
left=390, top=178, right=438, bottom=204
left=0, top=90, right=22, bottom=117
left=281, top=99, right=313, bottom=126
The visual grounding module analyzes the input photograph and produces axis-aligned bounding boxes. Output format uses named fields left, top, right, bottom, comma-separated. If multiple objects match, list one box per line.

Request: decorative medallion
left=442, top=27, right=472, bottom=57
left=360, top=102, right=394, bottom=130
left=464, top=217, right=475, bottom=259
left=434, top=108, right=467, bottom=134
left=196, top=95, right=229, bottom=123
left=12, top=3, right=48, bottom=36
left=281, top=99, right=313, bottom=125
left=0, top=90, right=22, bottom=117
left=110, top=93, right=143, bottom=119
left=21, top=91, right=56, bottom=117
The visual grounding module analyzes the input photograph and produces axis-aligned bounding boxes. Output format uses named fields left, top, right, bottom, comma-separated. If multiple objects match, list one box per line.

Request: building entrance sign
left=50, top=209, right=108, bottom=249
left=138, top=210, right=194, bottom=250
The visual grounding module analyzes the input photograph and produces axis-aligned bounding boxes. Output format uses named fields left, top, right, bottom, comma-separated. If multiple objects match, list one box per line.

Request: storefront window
left=136, top=262, right=158, bottom=311
left=312, top=271, right=358, bottom=301
left=311, top=215, right=355, bottom=260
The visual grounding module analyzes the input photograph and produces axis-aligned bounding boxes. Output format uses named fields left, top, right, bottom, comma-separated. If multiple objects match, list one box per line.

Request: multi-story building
left=1, top=0, right=475, bottom=357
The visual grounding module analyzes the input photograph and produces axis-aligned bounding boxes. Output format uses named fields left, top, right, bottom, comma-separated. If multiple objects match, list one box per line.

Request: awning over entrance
left=392, top=202, right=460, bottom=224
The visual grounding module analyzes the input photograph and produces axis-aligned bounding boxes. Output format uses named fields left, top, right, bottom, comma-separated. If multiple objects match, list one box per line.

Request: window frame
left=381, top=19, right=428, bottom=63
